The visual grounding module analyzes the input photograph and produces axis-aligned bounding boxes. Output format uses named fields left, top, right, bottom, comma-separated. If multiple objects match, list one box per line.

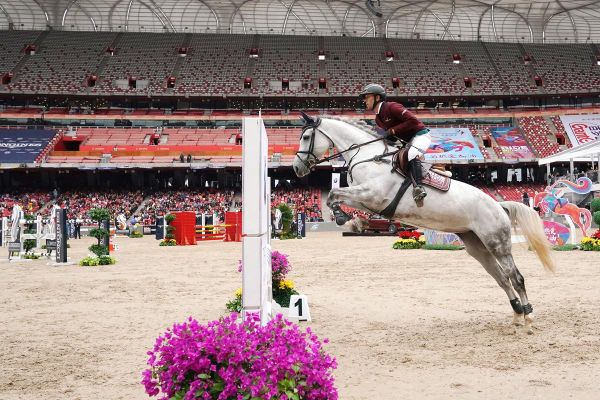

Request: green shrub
left=88, top=208, right=111, bottom=222
left=593, top=211, right=600, bottom=227
left=89, top=244, right=108, bottom=257
left=129, top=231, right=143, bottom=238
left=422, top=244, right=464, bottom=250
left=80, top=256, right=99, bottom=266
left=590, top=198, right=600, bottom=213
left=553, top=244, right=578, bottom=251
left=23, top=253, right=40, bottom=260
left=88, top=227, right=108, bottom=240
left=276, top=203, right=295, bottom=239
left=165, top=213, right=176, bottom=224
left=23, top=239, right=36, bottom=254
left=98, top=255, right=116, bottom=265
left=159, top=239, right=177, bottom=246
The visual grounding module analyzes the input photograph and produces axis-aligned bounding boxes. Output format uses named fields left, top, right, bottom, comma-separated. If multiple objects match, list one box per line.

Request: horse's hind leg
left=480, top=234, right=535, bottom=334
left=493, top=252, right=535, bottom=334
left=457, top=232, right=524, bottom=327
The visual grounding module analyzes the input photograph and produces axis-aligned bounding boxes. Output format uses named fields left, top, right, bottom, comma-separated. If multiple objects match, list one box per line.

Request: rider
left=359, top=83, right=431, bottom=204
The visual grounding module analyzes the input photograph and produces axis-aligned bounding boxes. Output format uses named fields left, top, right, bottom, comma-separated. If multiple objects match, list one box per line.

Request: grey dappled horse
left=293, top=114, right=555, bottom=334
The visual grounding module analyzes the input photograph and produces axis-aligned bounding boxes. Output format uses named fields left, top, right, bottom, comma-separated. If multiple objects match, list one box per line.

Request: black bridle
left=295, top=118, right=390, bottom=170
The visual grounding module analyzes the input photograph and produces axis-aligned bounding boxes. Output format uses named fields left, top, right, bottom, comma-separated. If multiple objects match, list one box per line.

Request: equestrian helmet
left=359, top=83, right=386, bottom=100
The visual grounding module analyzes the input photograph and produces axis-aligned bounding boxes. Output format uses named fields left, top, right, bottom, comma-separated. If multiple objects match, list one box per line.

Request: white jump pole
left=241, top=116, right=272, bottom=325
left=1, top=217, right=7, bottom=247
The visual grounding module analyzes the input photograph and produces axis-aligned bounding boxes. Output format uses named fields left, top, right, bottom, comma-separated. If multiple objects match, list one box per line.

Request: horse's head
left=293, top=112, right=332, bottom=177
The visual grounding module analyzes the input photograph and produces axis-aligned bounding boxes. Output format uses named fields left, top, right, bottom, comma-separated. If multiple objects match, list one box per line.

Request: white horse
left=293, top=114, right=555, bottom=333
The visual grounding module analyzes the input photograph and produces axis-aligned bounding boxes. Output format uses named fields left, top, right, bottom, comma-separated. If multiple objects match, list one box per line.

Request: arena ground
left=1, top=232, right=599, bottom=400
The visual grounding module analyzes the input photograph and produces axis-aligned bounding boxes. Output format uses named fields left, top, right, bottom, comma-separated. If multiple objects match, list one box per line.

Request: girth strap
left=379, top=178, right=413, bottom=219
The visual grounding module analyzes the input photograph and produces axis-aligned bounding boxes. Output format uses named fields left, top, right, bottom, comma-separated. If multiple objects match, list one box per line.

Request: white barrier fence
left=241, top=116, right=273, bottom=325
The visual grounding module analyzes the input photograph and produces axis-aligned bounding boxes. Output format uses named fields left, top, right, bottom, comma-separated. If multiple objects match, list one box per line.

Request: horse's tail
left=501, top=201, right=556, bottom=273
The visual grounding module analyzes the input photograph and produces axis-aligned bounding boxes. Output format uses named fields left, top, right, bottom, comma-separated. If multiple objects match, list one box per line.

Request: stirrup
left=413, top=186, right=426, bottom=206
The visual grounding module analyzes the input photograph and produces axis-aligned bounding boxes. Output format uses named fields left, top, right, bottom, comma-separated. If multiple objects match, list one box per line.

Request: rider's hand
left=384, top=131, right=397, bottom=141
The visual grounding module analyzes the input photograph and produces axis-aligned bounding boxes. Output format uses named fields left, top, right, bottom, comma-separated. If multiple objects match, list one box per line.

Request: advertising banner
left=490, top=127, right=535, bottom=159
left=424, top=128, right=484, bottom=162
left=0, top=129, right=55, bottom=163
left=56, top=208, right=68, bottom=263
left=559, top=114, right=600, bottom=146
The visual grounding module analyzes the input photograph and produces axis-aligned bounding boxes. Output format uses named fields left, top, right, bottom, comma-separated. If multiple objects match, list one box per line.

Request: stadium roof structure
left=538, top=139, right=600, bottom=165
left=0, top=0, right=599, bottom=43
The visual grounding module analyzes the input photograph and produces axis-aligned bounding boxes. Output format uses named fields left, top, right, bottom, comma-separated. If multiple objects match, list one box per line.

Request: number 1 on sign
left=294, top=297, right=303, bottom=317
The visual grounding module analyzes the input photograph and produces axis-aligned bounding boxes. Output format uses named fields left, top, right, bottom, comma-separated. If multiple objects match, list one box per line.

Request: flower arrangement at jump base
left=227, top=250, right=299, bottom=312
left=580, top=198, right=600, bottom=251
left=393, top=230, right=426, bottom=249
left=580, top=205, right=600, bottom=251
left=141, top=313, right=338, bottom=399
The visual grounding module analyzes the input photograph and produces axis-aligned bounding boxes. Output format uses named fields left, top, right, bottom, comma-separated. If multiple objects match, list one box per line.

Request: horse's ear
left=299, top=111, right=314, bottom=125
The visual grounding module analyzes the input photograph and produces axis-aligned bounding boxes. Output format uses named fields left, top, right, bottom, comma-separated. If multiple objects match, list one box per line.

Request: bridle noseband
left=295, top=118, right=393, bottom=171
left=295, top=118, right=336, bottom=170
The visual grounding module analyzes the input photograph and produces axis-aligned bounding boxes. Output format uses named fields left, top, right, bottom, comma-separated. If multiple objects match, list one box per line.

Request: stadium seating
left=522, top=44, right=600, bottom=93
left=518, top=116, right=561, bottom=157
left=3, top=31, right=600, bottom=97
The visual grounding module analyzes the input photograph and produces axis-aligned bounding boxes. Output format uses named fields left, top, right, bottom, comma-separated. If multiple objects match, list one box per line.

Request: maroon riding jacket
left=375, top=101, right=426, bottom=142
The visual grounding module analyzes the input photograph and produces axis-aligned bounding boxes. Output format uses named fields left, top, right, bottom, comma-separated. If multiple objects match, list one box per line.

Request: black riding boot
left=409, top=158, right=427, bottom=206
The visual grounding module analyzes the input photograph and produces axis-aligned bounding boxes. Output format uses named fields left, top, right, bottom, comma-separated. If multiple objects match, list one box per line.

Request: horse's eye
left=302, top=136, right=310, bottom=141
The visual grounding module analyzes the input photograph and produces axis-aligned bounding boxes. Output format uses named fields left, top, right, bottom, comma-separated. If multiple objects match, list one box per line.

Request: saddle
left=392, top=149, right=451, bottom=192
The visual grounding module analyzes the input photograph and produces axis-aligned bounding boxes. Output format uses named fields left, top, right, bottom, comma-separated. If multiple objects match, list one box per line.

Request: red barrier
left=224, top=212, right=242, bottom=242
left=171, top=211, right=197, bottom=245
left=195, top=224, right=227, bottom=241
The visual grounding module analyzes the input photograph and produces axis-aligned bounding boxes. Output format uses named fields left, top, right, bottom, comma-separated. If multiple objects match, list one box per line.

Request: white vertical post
left=241, top=117, right=272, bottom=325
left=1, top=217, right=7, bottom=247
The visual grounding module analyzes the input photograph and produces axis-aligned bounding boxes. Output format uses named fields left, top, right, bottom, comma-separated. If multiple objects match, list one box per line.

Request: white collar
left=375, top=101, right=384, bottom=115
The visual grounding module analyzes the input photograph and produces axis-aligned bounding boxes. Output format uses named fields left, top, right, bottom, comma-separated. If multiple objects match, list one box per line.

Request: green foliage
left=88, top=208, right=111, bottom=223
left=225, top=292, right=242, bottom=313
left=553, top=244, right=579, bottom=251
left=593, top=211, right=600, bottom=227
left=166, top=225, right=175, bottom=234
left=23, top=239, right=36, bottom=254
left=159, top=239, right=177, bottom=246
left=23, top=253, right=40, bottom=260
left=88, top=227, right=109, bottom=240
left=80, top=255, right=116, bottom=266
left=24, top=214, right=35, bottom=221
left=165, top=233, right=175, bottom=240
left=590, top=198, right=600, bottom=213
left=272, top=285, right=299, bottom=308
left=422, top=244, right=464, bottom=250
left=392, top=238, right=424, bottom=249
left=89, top=244, right=108, bottom=257
left=165, top=213, right=176, bottom=224
left=80, top=256, right=99, bottom=266
left=129, top=231, right=143, bottom=238
left=277, top=203, right=294, bottom=237
left=98, top=255, right=116, bottom=265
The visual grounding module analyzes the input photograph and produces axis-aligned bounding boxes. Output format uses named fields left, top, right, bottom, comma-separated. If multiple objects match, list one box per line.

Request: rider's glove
left=384, top=130, right=398, bottom=142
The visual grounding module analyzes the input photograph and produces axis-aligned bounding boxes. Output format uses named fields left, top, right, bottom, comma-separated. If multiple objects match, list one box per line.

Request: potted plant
left=142, top=313, right=338, bottom=399
left=82, top=208, right=116, bottom=265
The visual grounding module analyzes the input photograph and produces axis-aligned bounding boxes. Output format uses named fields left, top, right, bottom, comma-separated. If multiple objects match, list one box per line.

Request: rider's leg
left=408, top=134, right=431, bottom=204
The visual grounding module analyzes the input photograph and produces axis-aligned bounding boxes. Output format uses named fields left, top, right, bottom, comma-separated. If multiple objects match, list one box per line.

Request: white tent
left=538, top=139, right=600, bottom=165
left=538, top=139, right=600, bottom=184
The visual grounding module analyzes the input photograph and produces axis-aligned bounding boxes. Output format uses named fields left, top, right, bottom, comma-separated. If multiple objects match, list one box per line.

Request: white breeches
left=408, top=133, right=431, bottom=160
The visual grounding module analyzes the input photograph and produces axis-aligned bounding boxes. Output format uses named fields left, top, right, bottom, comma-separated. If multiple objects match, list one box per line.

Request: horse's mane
left=322, top=116, right=380, bottom=139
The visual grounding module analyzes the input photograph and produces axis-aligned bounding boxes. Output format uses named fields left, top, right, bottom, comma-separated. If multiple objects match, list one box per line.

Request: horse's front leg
left=327, top=186, right=375, bottom=225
